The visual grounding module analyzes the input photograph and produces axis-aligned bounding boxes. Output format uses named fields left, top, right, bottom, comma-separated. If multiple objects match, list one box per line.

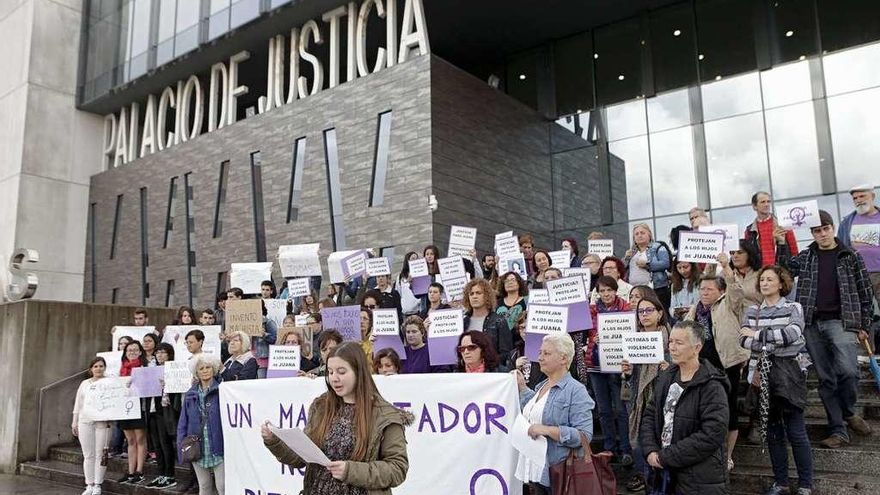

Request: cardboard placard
left=372, top=309, right=406, bottom=359
left=597, top=312, right=637, bottom=373
left=286, top=278, right=311, bottom=298
left=527, top=289, right=549, bottom=306
left=225, top=299, right=265, bottom=336
left=130, top=366, right=164, bottom=397
left=327, top=250, right=367, bottom=284
left=81, top=378, right=141, bottom=421
left=366, top=257, right=391, bottom=277
left=162, top=325, right=222, bottom=361
left=524, top=305, right=568, bottom=361
left=494, top=236, right=521, bottom=259
left=427, top=308, right=464, bottom=366
left=777, top=199, right=821, bottom=229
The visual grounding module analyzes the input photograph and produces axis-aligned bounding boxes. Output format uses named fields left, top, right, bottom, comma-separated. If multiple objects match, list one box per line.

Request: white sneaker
left=81, top=486, right=93, bottom=495
left=92, top=485, right=102, bottom=495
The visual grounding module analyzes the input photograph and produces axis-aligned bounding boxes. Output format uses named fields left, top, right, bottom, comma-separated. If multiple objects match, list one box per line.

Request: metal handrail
left=36, top=369, right=88, bottom=461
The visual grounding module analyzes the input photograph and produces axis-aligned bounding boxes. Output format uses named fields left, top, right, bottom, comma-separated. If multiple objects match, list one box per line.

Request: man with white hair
left=839, top=184, right=880, bottom=307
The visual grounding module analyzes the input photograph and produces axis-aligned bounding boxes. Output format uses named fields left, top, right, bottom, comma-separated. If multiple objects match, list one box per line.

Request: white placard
left=372, top=309, right=400, bottom=336
left=495, top=236, right=520, bottom=258
left=162, top=326, right=222, bottom=361
left=294, top=314, right=310, bottom=326
left=560, top=267, right=591, bottom=289
left=286, top=277, right=311, bottom=298
left=111, top=326, right=156, bottom=350
left=81, top=377, right=141, bottom=421
left=268, top=345, right=301, bottom=374
left=499, top=254, right=528, bottom=279
left=525, top=305, right=568, bottom=334
left=448, top=225, right=477, bottom=257
left=548, top=250, right=570, bottom=268
left=777, top=199, right=821, bottom=229
left=326, top=250, right=368, bottom=283
left=164, top=361, right=193, bottom=394
left=427, top=308, right=464, bottom=338
left=96, top=351, right=122, bottom=377
left=441, top=275, right=468, bottom=302
left=546, top=277, right=588, bottom=305
left=408, top=258, right=430, bottom=278
left=677, top=231, right=726, bottom=264
left=700, top=224, right=740, bottom=252
left=495, top=231, right=514, bottom=241
left=366, top=257, right=391, bottom=276
left=622, top=332, right=666, bottom=364
left=528, top=289, right=549, bottom=305
left=277, top=244, right=322, bottom=278
left=588, top=239, right=614, bottom=259
left=264, top=299, right=288, bottom=330
left=230, top=262, right=273, bottom=294
left=597, top=312, right=636, bottom=373
left=438, top=256, right=466, bottom=281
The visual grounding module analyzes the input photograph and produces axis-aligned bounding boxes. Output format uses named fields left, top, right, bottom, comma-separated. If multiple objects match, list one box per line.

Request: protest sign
left=96, top=351, right=122, bottom=377
left=588, top=239, right=614, bottom=259
left=411, top=275, right=432, bottom=295
left=524, top=305, right=568, bottom=360
left=267, top=345, right=301, bottom=378
left=677, top=231, right=725, bottom=264
left=81, top=378, right=141, bottom=421
left=225, top=299, right=265, bottom=336
left=327, top=250, right=367, bottom=283
left=286, top=277, right=311, bottom=298
left=441, top=273, right=468, bottom=302
left=527, top=289, right=549, bottom=306
left=264, top=298, right=288, bottom=330
left=277, top=244, right=322, bottom=278
left=548, top=250, right=570, bottom=268
left=495, top=231, right=514, bottom=241
left=495, top=236, right=520, bottom=259
left=597, top=312, right=636, bottom=373
left=372, top=309, right=406, bottom=358
left=163, top=361, right=193, bottom=394
left=365, top=257, right=391, bottom=277
left=221, top=374, right=522, bottom=495
left=130, top=366, right=164, bottom=397
left=320, top=306, right=362, bottom=342
left=427, top=308, right=464, bottom=366
left=700, top=224, right=740, bottom=252
left=448, top=225, right=477, bottom=257
left=294, top=314, right=310, bottom=327
left=229, top=262, right=273, bottom=294
left=560, top=267, right=591, bottom=290
left=409, top=258, right=432, bottom=295
left=277, top=325, right=317, bottom=359
left=622, top=332, right=666, bottom=364
left=111, top=326, right=155, bottom=350
left=546, top=277, right=592, bottom=331
left=777, top=199, right=821, bottom=229
left=162, top=325, right=222, bottom=360
left=499, top=254, right=528, bottom=280
left=438, top=256, right=466, bottom=281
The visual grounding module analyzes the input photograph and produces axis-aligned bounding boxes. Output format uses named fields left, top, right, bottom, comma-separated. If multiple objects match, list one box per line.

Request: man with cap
left=784, top=209, right=876, bottom=448
left=839, top=184, right=880, bottom=309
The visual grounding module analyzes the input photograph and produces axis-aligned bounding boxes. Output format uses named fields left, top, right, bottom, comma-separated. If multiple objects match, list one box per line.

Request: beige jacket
left=685, top=293, right=750, bottom=369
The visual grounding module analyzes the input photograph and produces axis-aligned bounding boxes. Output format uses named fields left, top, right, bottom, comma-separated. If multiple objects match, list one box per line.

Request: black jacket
left=463, top=311, right=513, bottom=358
left=640, top=360, right=730, bottom=495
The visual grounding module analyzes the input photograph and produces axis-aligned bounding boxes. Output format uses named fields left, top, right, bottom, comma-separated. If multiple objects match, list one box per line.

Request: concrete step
left=732, top=443, right=880, bottom=476
left=48, top=444, right=194, bottom=481
left=736, top=416, right=880, bottom=446
left=20, top=459, right=192, bottom=495
left=730, top=465, right=880, bottom=495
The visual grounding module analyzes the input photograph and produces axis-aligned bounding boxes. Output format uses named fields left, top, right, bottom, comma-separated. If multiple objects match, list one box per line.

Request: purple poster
left=525, top=333, right=545, bottom=361
left=373, top=335, right=407, bottom=361
left=411, top=275, right=432, bottom=295
left=568, top=301, right=593, bottom=331
left=130, top=366, right=164, bottom=398
left=320, top=306, right=362, bottom=342
left=427, top=308, right=464, bottom=366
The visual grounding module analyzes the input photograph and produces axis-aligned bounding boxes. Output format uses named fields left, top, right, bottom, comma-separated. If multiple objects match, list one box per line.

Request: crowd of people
left=69, top=185, right=879, bottom=495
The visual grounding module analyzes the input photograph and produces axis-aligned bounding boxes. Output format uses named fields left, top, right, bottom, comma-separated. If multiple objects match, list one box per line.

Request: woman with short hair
left=594, top=256, right=633, bottom=303
left=513, top=332, right=595, bottom=494
left=402, top=315, right=432, bottom=374
left=373, top=348, right=402, bottom=376
left=72, top=357, right=112, bottom=495
left=456, top=330, right=504, bottom=373
left=178, top=355, right=225, bottom=495
left=220, top=330, right=258, bottom=381
left=462, top=278, right=512, bottom=359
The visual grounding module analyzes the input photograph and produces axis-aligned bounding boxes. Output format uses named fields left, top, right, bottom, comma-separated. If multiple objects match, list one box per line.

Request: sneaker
left=819, top=434, right=850, bottom=449
left=764, top=483, right=791, bottom=495
left=116, top=474, right=133, bottom=484
left=128, top=472, right=145, bottom=485
left=625, top=474, right=645, bottom=492
left=619, top=453, right=634, bottom=468
left=120, top=452, right=128, bottom=459
left=846, top=415, right=873, bottom=436
left=145, top=476, right=165, bottom=488
left=160, top=477, right=178, bottom=489
left=92, top=486, right=102, bottom=495
left=81, top=486, right=94, bottom=495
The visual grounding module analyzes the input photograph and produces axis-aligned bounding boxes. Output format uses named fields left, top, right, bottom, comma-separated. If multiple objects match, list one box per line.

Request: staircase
left=20, top=446, right=196, bottom=494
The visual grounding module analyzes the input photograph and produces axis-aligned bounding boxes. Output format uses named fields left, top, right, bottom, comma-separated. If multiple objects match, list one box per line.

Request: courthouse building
left=2, top=0, right=880, bottom=307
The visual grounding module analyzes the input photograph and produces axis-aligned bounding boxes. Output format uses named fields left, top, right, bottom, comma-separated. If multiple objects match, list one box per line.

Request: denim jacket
left=519, top=372, right=595, bottom=487
left=624, top=242, right=671, bottom=289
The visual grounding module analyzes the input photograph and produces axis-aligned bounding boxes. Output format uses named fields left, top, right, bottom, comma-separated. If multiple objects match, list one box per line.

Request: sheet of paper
left=510, top=414, right=547, bottom=468
left=777, top=199, right=821, bottom=229
left=286, top=277, right=311, bottom=298
left=365, top=257, right=391, bottom=276
left=548, top=250, right=570, bottom=268
left=622, top=332, right=666, bottom=364
left=408, top=259, right=430, bottom=278
left=229, top=262, right=273, bottom=294
left=448, top=225, right=477, bottom=257
left=495, top=236, right=520, bottom=259
left=677, top=231, right=725, bottom=264
left=699, top=224, right=740, bottom=253
left=277, top=244, right=322, bottom=278
left=164, top=361, right=193, bottom=394
left=269, top=426, right=331, bottom=466
left=588, top=239, right=614, bottom=259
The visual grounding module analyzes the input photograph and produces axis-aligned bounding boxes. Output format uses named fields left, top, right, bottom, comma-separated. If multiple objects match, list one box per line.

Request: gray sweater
left=740, top=297, right=806, bottom=358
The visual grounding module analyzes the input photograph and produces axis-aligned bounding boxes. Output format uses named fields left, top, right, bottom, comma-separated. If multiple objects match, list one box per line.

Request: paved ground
left=0, top=475, right=83, bottom=494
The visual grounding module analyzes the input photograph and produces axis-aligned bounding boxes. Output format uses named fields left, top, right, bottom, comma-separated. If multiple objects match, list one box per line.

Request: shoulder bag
left=549, top=431, right=617, bottom=495
left=179, top=397, right=208, bottom=463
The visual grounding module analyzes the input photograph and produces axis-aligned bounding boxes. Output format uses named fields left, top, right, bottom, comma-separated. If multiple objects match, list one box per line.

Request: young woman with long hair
left=72, top=357, right=112, bottom=495
left=117, top=341, right=148, bottom=485
left=262, top=342, right=412, bottom=494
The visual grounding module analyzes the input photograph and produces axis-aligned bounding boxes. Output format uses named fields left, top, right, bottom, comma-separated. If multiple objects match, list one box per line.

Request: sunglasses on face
left=457, top=344, right=479, bottom=353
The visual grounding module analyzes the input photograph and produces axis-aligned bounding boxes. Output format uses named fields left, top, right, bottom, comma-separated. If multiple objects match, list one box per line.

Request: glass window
left=594, top=18, right=644, bottom=106
left=506, top=50, right=538, bottom=110
left=767, top=0, right=819, bottom=65
left=551, top=112, right=594, bottom=153
left=765, top=102, right=822, bottom=200
left=552, top=146, right=601, bottom=231
left=647, top=89, right=690, bottom=133
left=175, top=0, right=200, bottom=56
left=705, top=112, right=770, bottom=209
left=827, top=86, right=880, bottom=190
left=606, top=99, right=646, bottom=141
left=817, top=0, right=880, bottom=53
left=554, top=33, right=594, bottom=118
left=696, top=0, right=757, bottom=80
left=231, top=0, right=260, bottom=29
left=609, top=136, right=653, bottom=220
left=649, top=2, right=698, bottom=93
left=760, top=60, right=812, bottom=109
left=655, top=214, right=690, bottom=247
left=209, top=0, right=231, bottom=40
left=823, top=42, right=880, bottom=97
left=701, top=72, right=762, bottom=122
left=125, top=0, right=152, bottom=80
left=650, top=126, right=698, bottom=216
left=709, top=205, right=755, bottom=236
left=157, top=0, right=176, bottom=41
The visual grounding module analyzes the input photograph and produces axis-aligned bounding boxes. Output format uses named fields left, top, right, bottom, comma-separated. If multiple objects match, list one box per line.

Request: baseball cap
left=817, top=209, right=834, bottom=227
left=849, top=183, right=874, bottom=194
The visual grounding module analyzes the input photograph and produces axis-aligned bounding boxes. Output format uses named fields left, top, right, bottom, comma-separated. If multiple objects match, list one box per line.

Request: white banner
left=162, top=326, right=222, bottom=361
left=221, top=374, right=523, bottom=495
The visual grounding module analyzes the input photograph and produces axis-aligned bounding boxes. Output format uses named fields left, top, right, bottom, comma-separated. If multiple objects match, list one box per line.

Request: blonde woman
left=624, top=223, right=672, bottom=310
left=220, top=330, right=257, bottom=381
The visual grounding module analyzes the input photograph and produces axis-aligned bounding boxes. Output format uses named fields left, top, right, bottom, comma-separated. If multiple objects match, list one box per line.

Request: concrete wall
left=0, top=0, right=105, bottom=302
left=86, top=54, right=433, bottom=309
left=0, top=300, right=177, bottom=472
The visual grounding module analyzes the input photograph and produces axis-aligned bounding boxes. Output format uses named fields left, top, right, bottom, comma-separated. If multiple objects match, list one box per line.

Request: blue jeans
left=803, top=319, right=860, bottom=440
left=768, top=399, right=813, bottom=489
left=589, top=373, right=632, bottom=455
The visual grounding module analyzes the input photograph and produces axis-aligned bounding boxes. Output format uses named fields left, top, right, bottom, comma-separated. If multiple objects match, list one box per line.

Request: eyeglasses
left=637, top=307, right=657, bottom=315
left=457, top=344, right=479, bottom=353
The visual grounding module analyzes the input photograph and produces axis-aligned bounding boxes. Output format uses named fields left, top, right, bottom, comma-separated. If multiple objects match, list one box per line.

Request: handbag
left=549, top=431, right=616, bottom=495
left=645, top=468, right=674, bottom=495
left=179, top=398, right=208, bottom=463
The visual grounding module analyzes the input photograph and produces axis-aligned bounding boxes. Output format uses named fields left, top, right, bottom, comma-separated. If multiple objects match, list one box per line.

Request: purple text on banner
left=266, top=369, right=299, bottom=378
left=411, top=275, right=432, bottom=295
left=568, top=301, right=593, bottom=331
left=525, top=333, right=546, bottom=361
left=373, top=335, right=407, bottom=361
left=130, top=366, right=164, bottom=398
left=320, top=306, right=362, bottom=342
left=428, top=335, right=460, bottom=367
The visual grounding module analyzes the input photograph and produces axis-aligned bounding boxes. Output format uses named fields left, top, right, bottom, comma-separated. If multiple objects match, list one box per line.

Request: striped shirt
left=740, top=297, right=805, bottom=358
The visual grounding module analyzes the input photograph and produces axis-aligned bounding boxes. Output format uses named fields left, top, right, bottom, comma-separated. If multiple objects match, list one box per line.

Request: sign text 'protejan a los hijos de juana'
left=221, top=373, right=522, bottom=495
